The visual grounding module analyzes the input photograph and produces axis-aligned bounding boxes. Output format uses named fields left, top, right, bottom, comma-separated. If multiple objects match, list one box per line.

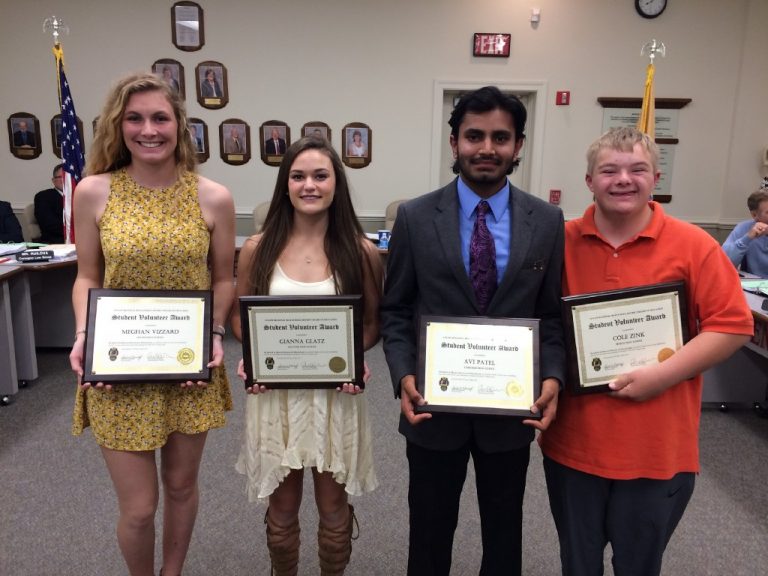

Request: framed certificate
left=417, top=316, right=541, bottom=417
left=562, top=281, right=689, bottom=394
left=239, top=295, right=363, bottom=389
left=82, top=289, right=212, bottom=384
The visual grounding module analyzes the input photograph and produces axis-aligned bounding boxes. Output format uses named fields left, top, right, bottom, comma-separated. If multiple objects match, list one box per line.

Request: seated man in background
left=34, top=164, right=65, bottom=244
left=0, top=200, right=23, bottom=243
left=722, top=188, right=768, bottom=276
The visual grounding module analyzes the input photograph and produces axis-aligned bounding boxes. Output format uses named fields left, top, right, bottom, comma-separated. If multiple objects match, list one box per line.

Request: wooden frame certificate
left=239, top=295, right=363, bottom=389
left=417, top=316, right=541, bottom=417
left=562, top=281, right=689, bottom=394
left=82, top=289, right=212, bottom=384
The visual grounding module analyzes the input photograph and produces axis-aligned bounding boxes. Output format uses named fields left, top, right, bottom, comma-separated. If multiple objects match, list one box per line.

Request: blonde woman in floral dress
left=69, top=73, right=235, bottom=576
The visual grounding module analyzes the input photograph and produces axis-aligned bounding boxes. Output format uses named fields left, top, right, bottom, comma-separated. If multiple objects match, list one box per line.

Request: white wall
left=1, top=0, right=765, bottom=226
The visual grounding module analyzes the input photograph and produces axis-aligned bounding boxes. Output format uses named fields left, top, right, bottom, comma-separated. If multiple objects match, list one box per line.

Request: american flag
left=54, top=44, right=85, bottom=244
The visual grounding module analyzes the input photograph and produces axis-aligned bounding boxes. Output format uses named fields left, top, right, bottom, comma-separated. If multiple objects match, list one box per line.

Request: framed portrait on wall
left=152, top=59, right=185, bottom=99
left=220, top=119, right=250, bottom=166
left=171, top=1, right=204, bottom=51
left=7, top=112, right=42, bottom=160
left=188, top=118, right=209, bottom=163
left=260, top=121, right=290, bottom=167
left=302, top=121, right=331, bottom=144
left=196, top=61, right=228, bottom=109
left=50, top=113, right=84, bottom=159
left=342, top=122, right=372, bottom=168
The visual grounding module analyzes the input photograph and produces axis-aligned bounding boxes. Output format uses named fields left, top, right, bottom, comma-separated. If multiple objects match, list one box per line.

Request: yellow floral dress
left=72, top=168, right=232, bottom=450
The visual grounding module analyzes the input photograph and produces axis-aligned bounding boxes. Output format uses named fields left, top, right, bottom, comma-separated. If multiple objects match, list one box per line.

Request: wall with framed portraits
left=0, top=0, right=765, bottom=234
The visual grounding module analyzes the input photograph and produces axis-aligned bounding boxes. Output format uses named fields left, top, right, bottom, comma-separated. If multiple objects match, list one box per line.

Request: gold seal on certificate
left=416, top=316, right=541, bottom=417
left=177, top=348, right=195, bottom=365
left=239, top=295, right=364, bottom=389
left=82, top=289, right=213, bottom=384
left=657, top=347, right=675, bottom=362
left=506, top=379, right=524, bottom=397
left=328, top=356, right=347, bottom=373
left=562, top=281, right=689, bottom=394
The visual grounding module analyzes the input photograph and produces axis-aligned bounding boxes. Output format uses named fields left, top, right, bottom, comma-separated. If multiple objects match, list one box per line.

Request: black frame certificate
left=239, top=295, right=363, bottom=389
left=562, top=281, right=689, bottom=394
left=82, top=289, right=212, bottom=384
left=417, top=316, right=541, bottom=417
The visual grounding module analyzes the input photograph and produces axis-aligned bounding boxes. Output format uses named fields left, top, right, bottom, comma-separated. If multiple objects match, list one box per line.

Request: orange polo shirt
left=540, top=203, right=753, bottom=480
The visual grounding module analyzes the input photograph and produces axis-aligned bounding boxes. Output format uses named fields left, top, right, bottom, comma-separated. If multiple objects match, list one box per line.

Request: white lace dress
left=235, top=263, right=378, bottom=501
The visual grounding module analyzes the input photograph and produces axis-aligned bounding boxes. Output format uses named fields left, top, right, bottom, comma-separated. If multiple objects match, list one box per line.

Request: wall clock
left=635, top=0, right=667, bottom=19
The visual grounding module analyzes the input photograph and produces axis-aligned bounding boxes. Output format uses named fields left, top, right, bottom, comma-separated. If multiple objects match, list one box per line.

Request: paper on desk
left=0, top=243, right=27, bottom=256
left=740, top=279, right=768, bottom=293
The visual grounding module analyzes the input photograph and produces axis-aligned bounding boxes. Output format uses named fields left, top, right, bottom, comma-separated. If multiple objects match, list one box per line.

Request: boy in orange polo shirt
left=540, top=127, right=753, bottom=576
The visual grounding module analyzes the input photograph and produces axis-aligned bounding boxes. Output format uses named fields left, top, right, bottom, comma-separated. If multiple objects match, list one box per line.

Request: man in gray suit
left=381, top=86, right=565, bottom=576
left=224, top=125, right=244, bottom=154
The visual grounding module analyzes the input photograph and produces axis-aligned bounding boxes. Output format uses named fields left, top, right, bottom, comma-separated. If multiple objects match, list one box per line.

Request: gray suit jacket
left=381, top=178, right=565, bottom=452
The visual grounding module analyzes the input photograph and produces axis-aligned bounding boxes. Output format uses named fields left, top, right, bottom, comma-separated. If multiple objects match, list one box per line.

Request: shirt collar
left=457, top=177, right=510, bottom=220
left=580, top=201, right=665, bottom=241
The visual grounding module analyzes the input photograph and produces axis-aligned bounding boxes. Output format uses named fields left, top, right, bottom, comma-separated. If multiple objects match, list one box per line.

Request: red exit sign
left=473, top=33, right=511, bottom=57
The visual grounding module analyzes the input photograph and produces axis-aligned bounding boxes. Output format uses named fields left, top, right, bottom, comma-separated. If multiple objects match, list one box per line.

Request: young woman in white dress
left=231, top=136, right=382, bottom=575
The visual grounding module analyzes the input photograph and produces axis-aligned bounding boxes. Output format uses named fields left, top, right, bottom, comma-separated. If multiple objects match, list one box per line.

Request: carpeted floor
left=1, top=338, right=766, bottom=575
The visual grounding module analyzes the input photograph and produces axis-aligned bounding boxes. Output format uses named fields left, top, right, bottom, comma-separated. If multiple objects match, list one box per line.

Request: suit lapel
left=492, top=187, right=534, bottom=307
left=433, top=181, right=477, bottom=307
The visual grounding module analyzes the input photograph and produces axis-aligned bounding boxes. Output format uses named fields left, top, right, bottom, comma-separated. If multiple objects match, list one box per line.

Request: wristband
left=212, top=324, right=226, bottom=337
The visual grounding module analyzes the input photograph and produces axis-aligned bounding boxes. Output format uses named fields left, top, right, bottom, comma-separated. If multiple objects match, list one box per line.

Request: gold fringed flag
left=637, top=62, right=655, bottom=139
left=52, top=44, right=85, bottom=244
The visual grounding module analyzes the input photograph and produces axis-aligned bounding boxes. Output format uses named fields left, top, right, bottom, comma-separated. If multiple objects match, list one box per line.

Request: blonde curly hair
left=87, top=72, right=196, bottom=175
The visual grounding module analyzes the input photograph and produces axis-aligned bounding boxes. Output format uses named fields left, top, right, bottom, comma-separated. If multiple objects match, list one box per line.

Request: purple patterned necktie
left=470, top=200, right=497, bottom=314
